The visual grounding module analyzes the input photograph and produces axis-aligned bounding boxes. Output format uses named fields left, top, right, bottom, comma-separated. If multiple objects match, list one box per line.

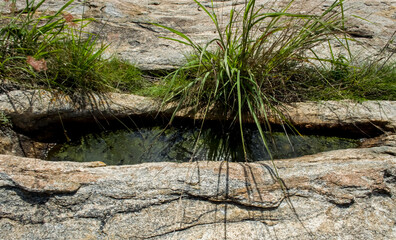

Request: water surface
left=47, top=125, right=360, bottom=165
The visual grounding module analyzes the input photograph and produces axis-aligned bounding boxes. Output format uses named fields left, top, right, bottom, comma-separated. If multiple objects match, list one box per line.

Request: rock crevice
left=1, top=90, right=395, bottom=142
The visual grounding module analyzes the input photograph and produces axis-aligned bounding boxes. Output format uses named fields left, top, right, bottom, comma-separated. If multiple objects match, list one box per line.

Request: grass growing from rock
left=1, top=0, right=394, bottom=101
left=140, top=54, right=396, bottom=102
left=0, top=111, right=11, bottom=127
left=0, top=0, right=145, bottom=94
left=154, top=0, right=353, bottom=160
left=307, top=60, right=396, bottom=101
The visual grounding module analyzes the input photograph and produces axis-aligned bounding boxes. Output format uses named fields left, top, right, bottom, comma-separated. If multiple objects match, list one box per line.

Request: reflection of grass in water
left=47, top=126, right=360, bottom=165
left=201, top=127, right=360, bottom=161
left=248, top=131, right=360, bottom=160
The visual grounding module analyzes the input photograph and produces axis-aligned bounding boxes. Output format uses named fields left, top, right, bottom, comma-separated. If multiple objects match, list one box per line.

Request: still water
left=47, top=125, right=360, bottom=165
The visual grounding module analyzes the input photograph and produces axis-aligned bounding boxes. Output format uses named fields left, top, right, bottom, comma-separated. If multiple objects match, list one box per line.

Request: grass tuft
left=0, top=0, right=145, bottom=94
left=153, top=0, right=360, bottom=162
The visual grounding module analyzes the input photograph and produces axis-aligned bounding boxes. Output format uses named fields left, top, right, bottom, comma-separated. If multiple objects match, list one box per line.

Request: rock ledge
left=0, top=135, right=395, bottom=239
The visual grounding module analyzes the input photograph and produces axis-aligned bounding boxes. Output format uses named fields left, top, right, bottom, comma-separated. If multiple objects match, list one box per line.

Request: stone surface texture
left=0, top=134, right=395, bottom=239
left=1, top=1, right=396, bottom=238
left=1, top=90, right=395, bottom=138
left=0, top=126, right=51, bottom=159
left=1, top=0, right=395, bottom=69
left=0, top=90, right=162, bottom=140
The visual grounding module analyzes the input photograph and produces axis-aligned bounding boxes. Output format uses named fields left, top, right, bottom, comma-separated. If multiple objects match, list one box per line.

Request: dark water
left=47, top=125, right=360, bottom=165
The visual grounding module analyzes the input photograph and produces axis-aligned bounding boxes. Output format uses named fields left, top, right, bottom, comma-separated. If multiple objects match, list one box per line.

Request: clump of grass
left=259, top=52, right=396, bottom=102
left=154, top=0, right=353, bottom=161
left=0, top=0, right=144, bottom=94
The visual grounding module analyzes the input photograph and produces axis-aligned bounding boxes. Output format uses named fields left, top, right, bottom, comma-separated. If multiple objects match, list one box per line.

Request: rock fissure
left=182, top=192, right=283, bottom=211
left=1, top=90, right=395, bottom=141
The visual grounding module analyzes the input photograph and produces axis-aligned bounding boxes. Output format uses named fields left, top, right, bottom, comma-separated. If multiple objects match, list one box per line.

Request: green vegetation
left=99, top=58, right=145, bottom=93
left=153, top=0, right=337, bottom=159
left=0, top=0, right=144, bottom=94
left=1, top=0, right=394, bottom=101
left=0, top=0, right=394, bottom=149
left=308, top=60, right=396, bottom=101
left=0, top=111, right=11, bottom=127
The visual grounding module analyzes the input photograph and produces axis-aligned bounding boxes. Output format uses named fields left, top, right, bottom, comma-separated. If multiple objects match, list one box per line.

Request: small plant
left=154, top=0, right=352, bottom=161
left=0, top=111, right=11, bottom=127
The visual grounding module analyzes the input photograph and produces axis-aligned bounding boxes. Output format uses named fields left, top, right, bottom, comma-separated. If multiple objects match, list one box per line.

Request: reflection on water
left=47, top=125, right=360, bottom=165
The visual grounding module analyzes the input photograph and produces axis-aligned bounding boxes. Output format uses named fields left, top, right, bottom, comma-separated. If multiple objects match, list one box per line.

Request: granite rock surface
left=1, top=0, right=395, bottom=69
left=1, top=90, right=395, bottom=140
left=0, top=134, right=395, bottom=239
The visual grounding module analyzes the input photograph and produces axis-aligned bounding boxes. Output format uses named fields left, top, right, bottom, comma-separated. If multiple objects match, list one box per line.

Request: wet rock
left=0, top=136, right=395, bottom=239
left=0, top=126, right=52, bottom=159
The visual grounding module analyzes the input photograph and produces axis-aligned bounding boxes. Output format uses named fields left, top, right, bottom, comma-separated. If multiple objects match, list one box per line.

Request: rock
left=281, top=100, right=396, bottom=137
left=1, top=90, right=395, bottom=140
left=1, top=1, right=395, bottom=238
left=1, top=0, right=395, bottom=70
left=0, top=135, right=395, bottom=239
left=0, top=126, right=52, bottom=159
left=361, top=134, right=396, bottom=148
left=0, top=90, right=162, bottom=141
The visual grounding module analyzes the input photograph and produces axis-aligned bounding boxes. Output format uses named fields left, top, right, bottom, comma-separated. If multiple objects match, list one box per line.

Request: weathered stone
left=0, top=135, right=395, bottom=239
left=0, top=2, right=395, bottom=238
left=0, top=126, right=52, bottom=159
left=1, top=90, right=395, bottom=140
left=1, top=0, right=395, bottom=70
left=280, top=100, right=396, bottom=136
left=0, top=89, right=162, bottom=140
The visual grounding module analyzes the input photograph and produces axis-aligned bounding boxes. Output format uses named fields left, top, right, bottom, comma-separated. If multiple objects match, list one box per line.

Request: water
left=47, top=125, right=360, bottom=165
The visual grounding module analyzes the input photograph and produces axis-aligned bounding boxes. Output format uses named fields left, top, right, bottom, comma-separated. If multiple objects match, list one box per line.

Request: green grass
left=309, top=61, right=396, bottom=101
left=98, top=58, right=146, bottom=93
left=153, top=0, right=357, bottom=160
left=0, top=111, right=11, bottom=127
left=233, top=54, right=396, bottom=102
left=130, top=60, right=396, bottom=102
left=0, top=0, right=145, bottom=94
left=1, top=0, right=393, bottom=102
